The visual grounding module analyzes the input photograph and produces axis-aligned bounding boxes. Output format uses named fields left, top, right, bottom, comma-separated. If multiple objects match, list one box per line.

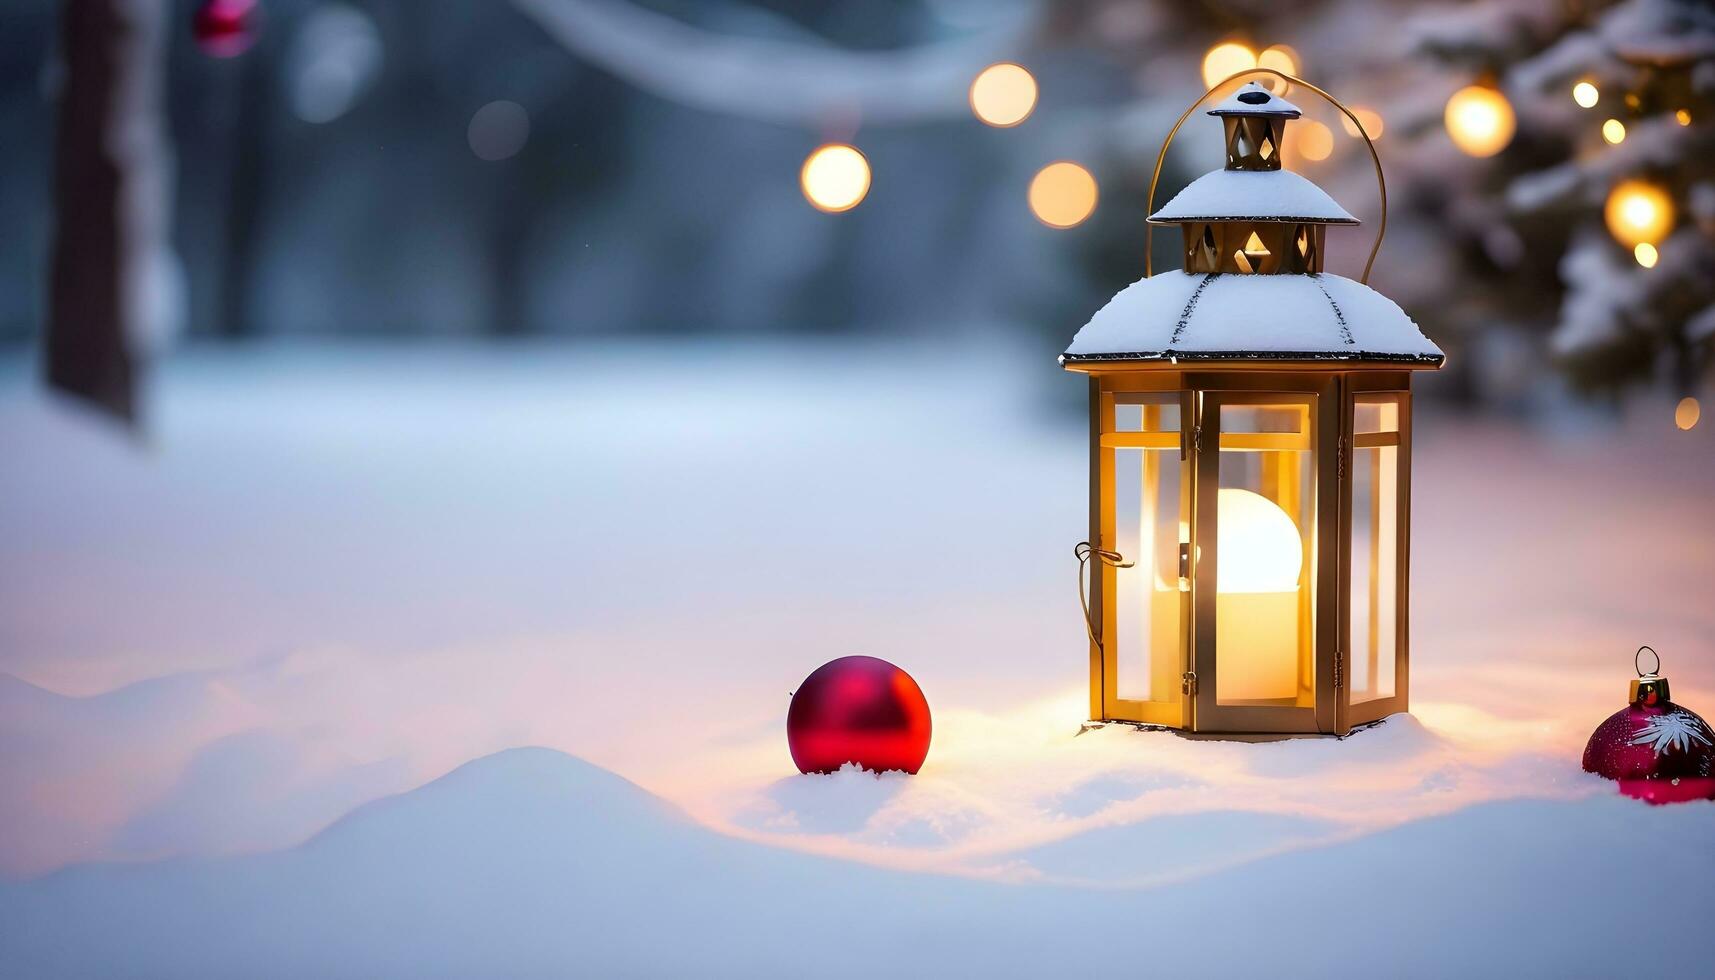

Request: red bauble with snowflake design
left=193, top=0, right=261, bottom=58
left=1583, top=647, right=1715, bottom=804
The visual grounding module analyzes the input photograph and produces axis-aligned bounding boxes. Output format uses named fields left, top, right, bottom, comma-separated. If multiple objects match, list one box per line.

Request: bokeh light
left=800, top=144, right=871, bottom=213
left=287, top=4, right=383, bottom=125
left=1601, top=118, right=1626, bottom=144
left=1604, top=179, right=1674, bottom=247
left=1676, top=397, right=1701, bottom=431
left=1676, top=109, right=1692, bottom=126
left=1202, top=42, right=1256, bottom=89
left=1256, top=45, right=1298, bottom=93
left=1338, top=106, right=1385, bottom=140
left=1444, top=85, right=1515, bottom=157
left=468, top=101, right=530, bottom=161
left=1572, top=81, right=1599, bottom=108
left=1028, top=161, right=1098, bottom=228
left=969, top=62, right=1037, bottom=128
left=1447, top=85, right=1516, bottom=157
left=1633, top=243, right=1658, bottom=268
left=1295, top=119, right=1334, bottom=161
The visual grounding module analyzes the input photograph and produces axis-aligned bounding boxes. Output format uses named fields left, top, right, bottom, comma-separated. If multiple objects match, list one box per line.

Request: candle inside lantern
left=1215, top=488, right=1303, bottom=702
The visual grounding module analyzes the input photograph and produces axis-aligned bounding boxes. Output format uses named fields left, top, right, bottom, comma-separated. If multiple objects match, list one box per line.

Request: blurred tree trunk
left=45, top=0, right=171, bottom=424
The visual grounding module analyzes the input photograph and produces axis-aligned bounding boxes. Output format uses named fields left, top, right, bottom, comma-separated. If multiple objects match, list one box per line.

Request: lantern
left=1063, top=77, right=1444, bottom=735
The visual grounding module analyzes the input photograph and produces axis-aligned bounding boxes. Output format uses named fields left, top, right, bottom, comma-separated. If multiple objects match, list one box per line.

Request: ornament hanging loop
left=1143, top=68, right=1389, bottom=284
left=1637, top=645, right=1661, bottom=677
left=1075, top=541, right=1133, bottom=653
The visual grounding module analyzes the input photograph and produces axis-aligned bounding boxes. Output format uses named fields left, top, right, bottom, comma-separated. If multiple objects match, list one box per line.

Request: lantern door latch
left=1181, top=670, right=1198, bottom=696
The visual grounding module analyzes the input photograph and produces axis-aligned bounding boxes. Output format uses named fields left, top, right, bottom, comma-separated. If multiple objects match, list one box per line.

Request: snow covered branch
left=512, top=0, right=1040, bottom=125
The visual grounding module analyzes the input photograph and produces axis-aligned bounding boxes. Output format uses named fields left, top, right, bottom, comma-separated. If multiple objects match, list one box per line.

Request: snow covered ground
left=2, top=340, right=1713, bottom=976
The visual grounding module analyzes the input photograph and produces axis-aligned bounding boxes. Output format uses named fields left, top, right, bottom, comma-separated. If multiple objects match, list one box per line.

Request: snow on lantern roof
left=1150, top=169, right=1358, bottom=224
left=1060, top=270, right=1444, bottom=364
left=1206, top=82, right=1302, bottom=117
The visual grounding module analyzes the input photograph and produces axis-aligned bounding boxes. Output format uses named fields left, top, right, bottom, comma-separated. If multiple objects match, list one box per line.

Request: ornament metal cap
left=1629, top=645, right=1671, bottom=706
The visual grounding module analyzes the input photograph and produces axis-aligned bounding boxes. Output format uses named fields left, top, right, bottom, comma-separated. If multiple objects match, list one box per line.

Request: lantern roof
left=1060, top=270, right=1444, bottom=365
left=1206, top=82, right=1302, bottom=117
left=1150, top=169, right=1357, bottom=224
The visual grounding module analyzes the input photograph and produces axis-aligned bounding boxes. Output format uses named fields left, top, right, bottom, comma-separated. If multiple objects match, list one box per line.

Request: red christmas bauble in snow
left=1583, top=647, right=1715, bottom=804
left=194, top=0, right=261, bottom=58
left=787, top=656, right=931, bottom=774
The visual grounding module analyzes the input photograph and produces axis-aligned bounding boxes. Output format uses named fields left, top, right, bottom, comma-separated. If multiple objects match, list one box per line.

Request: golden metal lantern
left=1063, top=75, right=1444, bottom=735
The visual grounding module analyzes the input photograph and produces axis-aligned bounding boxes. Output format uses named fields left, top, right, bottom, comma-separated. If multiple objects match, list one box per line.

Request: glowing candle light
left=1215, top=489, right=1304, bottom=701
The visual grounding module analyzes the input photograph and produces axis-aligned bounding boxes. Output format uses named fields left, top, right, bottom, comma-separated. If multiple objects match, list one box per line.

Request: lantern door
left=1191, top=387, right=1336, bottom=733
left=1095, top=389, right=1192, bottom=728
left=1339, top=384, right=1412, bottom=730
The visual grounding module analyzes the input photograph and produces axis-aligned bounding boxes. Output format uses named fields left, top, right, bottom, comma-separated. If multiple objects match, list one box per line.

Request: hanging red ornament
left=787, top=656, right=932, bottom=775
left=1583, top=646, right=1715, bottom=804
left=193, top=0, right=261, bottom=59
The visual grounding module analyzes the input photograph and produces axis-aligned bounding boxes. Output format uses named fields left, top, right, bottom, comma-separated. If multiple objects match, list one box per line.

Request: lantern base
left=1078, top=717, right=1391, bottom=743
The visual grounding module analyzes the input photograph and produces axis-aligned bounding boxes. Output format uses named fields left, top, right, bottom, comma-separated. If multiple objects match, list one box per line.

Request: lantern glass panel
left=1353, top=400, right=1399, bottom=433
left=1349, top=394, right=1402, bottom=705
left=1110, top=395, right=1184, bottom=705
left=1213, top=400, right=1315, bottom=708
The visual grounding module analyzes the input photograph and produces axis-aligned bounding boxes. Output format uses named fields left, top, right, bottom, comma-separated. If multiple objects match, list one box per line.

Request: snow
left=1063, top=270, right=1444, bottom=360
left=2, top=342, right=1713, bottom=976
left=1151, top=168, right=1358, bottom=223
left=4, top=744, right=1714, bottom=978
left=1600, top=0, right=1715, bottom=66
left=1206, top=81, right=1302, bottom=117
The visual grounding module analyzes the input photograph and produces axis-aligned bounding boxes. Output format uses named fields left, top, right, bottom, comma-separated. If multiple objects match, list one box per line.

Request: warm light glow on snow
left=1633, top=243, right=1658, bottom=268
left=1444, top=85, right=1515, bottom=157
left=1294, top=119, right=1334, bottom=161
left=969, top=62, right=1037, bottom=128
left=1339, top=107, right=1384, bottom=140
left=1601, top=118, right=1626, bottom=144
left=1676, top=397, right=1701, bottom=431
left=800, top=144, right=871, bottom=213
left=1604, top=180, right=1674, bottom=247
left=1028, top=162, right=1097, bottom=228
left=1572, top=81, right=1599, bottom=108
left=1201, top=42, right=1256, bottom=89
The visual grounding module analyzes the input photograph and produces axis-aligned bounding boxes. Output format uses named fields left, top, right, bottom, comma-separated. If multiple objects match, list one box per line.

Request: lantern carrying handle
left=1075, top=541, right=1133, bottom=653
left=1637, top=645, right=1661, bottom=677
left=1143, top=69, right=1389, bottom=285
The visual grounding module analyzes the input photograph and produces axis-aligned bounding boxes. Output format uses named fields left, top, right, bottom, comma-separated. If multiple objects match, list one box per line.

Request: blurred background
left=2, top=0, right=1712, bottom=420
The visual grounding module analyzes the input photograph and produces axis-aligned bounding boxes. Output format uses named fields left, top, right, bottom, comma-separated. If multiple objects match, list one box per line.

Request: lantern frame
left=1077, top=365, right=1418, bottom=735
